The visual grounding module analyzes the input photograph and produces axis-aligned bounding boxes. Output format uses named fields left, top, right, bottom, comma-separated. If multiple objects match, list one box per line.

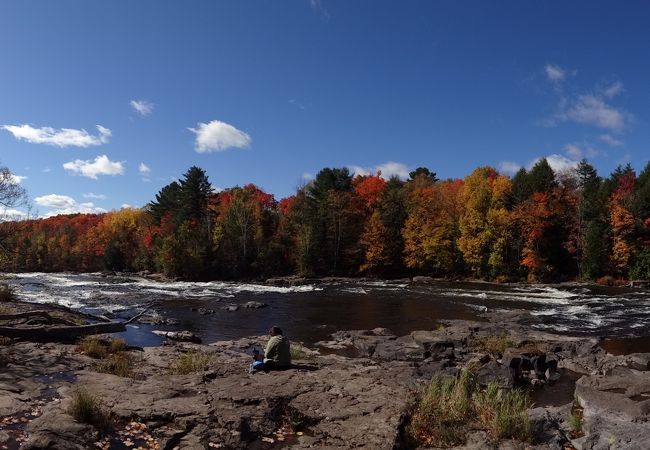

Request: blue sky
left=2, top=0, right=650, bottom=217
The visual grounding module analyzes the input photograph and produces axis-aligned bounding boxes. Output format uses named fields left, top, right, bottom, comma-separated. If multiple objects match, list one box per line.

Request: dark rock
left=626, top=353, right=650, bottom=371
left=477, top=360, right=513, bottom=389
left=223, top=305, right=239, bottom=312
left=244, top=301, right=268, bottom=309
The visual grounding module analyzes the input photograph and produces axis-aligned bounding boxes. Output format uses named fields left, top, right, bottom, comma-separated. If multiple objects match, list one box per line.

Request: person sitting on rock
left=251, top=326, right=291, bottom=372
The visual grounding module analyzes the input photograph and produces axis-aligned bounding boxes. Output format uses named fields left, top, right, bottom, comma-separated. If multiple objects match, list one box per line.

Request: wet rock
left=528, top=405, right=572, bottom=450
left=243, top=301, right=268, bottom=309
left=152, top=330, right=201, bottom=343
left=411, top=276, right=433, bottom=283
left=223, top=305, right=239, bottom=312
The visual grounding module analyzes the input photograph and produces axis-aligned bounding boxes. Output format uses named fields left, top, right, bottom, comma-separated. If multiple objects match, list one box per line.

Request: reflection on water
left=4, top=273, right=650, bottom=346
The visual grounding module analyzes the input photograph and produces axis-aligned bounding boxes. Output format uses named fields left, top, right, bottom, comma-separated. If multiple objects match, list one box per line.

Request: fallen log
left=0, top=322, right=126, bottom=342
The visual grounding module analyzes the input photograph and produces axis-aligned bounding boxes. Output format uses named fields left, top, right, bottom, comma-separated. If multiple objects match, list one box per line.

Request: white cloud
left=63, top=155, right=124, bottom=179
left=563, top=143, right=599, bottom=160
left=348, top=161, right=411, bottom=180
left=557, top=94, right=630, bottom=131
left=42, top=167, right=51, bottom=173
left=499, top=161, right=522, bottom=175
left=1, top=124, right=111, bottom=147
left=599, top=133, right=624, bottom=147
left=121, top=203, right=132, bottom=209
left=34, top=194, right=77, bottom=209
left=0, top=208, right=28, bottom=221
left=83, top=192, right=107, bottom=200
left=130, top=99, right=154, bottom=116
left=138, top=162, right=151, bottom=174
left=35, top=194, right=106, bottom=218
left=545, top=64, right=565, bottom=81
left=302, top=172, right=315, bottom=182
left=603, top=81, right=624, bottom=99
left=188, top=120, right=251, bottom=153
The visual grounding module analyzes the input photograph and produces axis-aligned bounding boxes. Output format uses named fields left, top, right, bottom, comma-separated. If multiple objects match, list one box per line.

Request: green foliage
left=167, top=350, right=215, bottom=375
left=67, top=388, right=111, bottom=429
left=630, top=248, right=650, bottom=280
left=569, top=407, right=583, bottom=434
left=0, top=283, right=16, bottom=302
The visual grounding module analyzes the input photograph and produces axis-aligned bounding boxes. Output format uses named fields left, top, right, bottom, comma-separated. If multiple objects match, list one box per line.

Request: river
left=3, top=272, right=650, bottom=349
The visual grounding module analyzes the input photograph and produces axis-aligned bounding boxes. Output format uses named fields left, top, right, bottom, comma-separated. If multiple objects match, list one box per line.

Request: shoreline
left=2, top=300, right=650, bottom=448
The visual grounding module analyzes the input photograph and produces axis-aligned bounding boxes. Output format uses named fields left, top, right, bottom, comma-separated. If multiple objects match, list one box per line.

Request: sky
left=2, top=0, right=650, bottom=218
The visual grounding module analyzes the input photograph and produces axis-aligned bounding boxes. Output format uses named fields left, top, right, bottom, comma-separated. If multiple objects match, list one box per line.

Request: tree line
left=2, top=160, right=650, bottom=282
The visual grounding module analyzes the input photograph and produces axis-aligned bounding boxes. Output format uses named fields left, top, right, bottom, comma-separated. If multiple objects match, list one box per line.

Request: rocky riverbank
left=2, top=303, right=650, bottom=449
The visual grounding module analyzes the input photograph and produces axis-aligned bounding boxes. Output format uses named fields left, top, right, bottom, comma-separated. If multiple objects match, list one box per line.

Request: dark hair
left=270, top=326, right=283, bottom=336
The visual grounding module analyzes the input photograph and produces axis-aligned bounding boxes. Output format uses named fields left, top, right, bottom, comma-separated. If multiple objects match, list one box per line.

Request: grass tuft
left=290, top=343, right=312, bottom=361
left=469, top=333, right=514, bottom=355
left=167, top=350, right=215, bottom=375
left=474, top=382, right=531, bottom=440
left=0, top=284, right=16, bottom=302
left=408, top=369, right=531, bottom=447
left=78, top=337, right=128, bottom=359
left=67, top=388, right=111, bottom=429
left=96, top=353, right=136, bottom=378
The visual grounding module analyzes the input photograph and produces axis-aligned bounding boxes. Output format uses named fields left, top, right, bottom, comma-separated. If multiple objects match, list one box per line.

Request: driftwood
left=0, top=301, right=158, bottom=343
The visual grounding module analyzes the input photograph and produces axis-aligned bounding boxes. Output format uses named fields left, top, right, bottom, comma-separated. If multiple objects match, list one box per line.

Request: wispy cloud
left=309, top=0, right=330, bottom=19
left=563, top=143, right=599, bottom=160
left=188, top=120, right=251, bottom=153
left=599, top=133, right=624, bottom=147
left=138, top=162, right=151, bottom=174
left=34, top=193, right=106, bottom=218
left=544, top=64, right=565, bottom=82
left=499, top=161, right=522, bottom=175
left=63, top=155, right=124, bottom=179
left=83, top=192, right=107, bottom=200
left=603, top=81, right=624, bottom=99
left=130, top=99, right=154, bottom=116
left=552, top=94, right=631, bottom=131
left=348, top=161, right=411, bottom=180
left=1, top=124, right=111, bottom=147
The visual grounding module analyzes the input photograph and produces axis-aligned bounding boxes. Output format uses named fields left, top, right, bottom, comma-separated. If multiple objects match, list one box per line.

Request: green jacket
left=264, top=335, right=291, bottom=367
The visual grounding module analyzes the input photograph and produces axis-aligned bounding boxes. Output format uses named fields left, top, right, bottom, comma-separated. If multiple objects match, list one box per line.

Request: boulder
left=152, top=330, right=201, bottom=343
left=477, top=360, right=514, bottom=389
left=243, top=301, right=268, bottom=309
left=575, top=367, right=650, bottom=449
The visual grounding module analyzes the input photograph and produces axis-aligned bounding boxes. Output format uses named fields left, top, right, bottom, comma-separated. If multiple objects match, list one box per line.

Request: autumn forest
left=2, top=159, right=650, bottom=283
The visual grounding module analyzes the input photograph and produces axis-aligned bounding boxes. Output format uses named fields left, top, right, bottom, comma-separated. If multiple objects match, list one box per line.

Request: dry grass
left=408, top=369, right=531, bottom=447
left=167, top=350, right=215, bottom=375
left=96, top=353, right=136, bottom=378
left=78, top=337, right=128, bottom=359
left=469, top=333, right=514, bottom=355
left=67, top=388, right=111, bottom=429
left=290, top=343, right=312, bottom=361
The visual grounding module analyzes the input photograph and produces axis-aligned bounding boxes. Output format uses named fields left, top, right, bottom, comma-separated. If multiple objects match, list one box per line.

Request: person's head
left=269, top=326, right=283, bottom=336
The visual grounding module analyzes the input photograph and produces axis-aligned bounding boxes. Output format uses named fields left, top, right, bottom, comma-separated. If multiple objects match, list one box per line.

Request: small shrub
left=67, top=388, right=111, bottom=429
left=569, top=404, right=583, bottom=436
left=167, top=350, right=215, bottom=375
left=0, top=284, right=16, bottom=302
left=470, top=333, right=513, bottom=355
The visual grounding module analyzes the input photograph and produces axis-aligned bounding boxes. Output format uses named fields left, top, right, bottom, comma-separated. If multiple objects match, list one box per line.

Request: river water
left=4, top=273, right=650, bottom=347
